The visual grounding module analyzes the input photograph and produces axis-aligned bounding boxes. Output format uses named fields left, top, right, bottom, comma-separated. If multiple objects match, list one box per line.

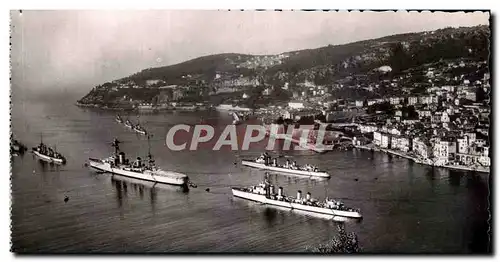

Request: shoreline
left=354, top=144, right=490, bottom=174
left=75, top=103, right=210, bottom=112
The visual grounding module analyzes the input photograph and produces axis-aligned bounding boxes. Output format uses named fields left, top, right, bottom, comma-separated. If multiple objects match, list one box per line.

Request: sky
left=10, top=10, right=489, bottom=92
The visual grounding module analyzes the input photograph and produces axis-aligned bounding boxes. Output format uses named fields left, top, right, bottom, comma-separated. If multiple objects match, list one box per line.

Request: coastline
left=75, top=103, right=209, bottom=112
left=354, top=144, right=490, bottom=174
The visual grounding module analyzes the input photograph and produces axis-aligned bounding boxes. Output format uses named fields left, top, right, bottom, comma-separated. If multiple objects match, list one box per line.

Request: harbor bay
left=10, top=92, right=490, bottom=253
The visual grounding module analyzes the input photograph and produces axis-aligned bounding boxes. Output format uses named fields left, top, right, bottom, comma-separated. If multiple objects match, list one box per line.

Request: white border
left=2, top=0, right=498, bottom=261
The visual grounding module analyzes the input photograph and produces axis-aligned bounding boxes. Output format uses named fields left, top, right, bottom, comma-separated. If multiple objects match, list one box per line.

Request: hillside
left=77, top=25, right=490, bottom=108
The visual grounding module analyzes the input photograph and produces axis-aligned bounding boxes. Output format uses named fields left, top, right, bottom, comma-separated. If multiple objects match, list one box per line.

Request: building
left=465, top=91, right=477, bottom=101
left=374, top=131, right=392, bottom=148
left=412, top=137, right=432, bottom=159
left=420, top=96, right=432, bottom=104
left=417, top=110, right=432, bottom=119
left=441, top=112, right=450, bottom=123
left=172, top=89, right=185, bottom=101
left=390, top=97, right=402, bottom=105
left=479, top=146, right=490, bottom=166
left=433, top=139, right=457, bottom=165
left=380, top=133, right=391, bottom=148
left=146, top=79, right=162, bottom=86
left=391, top=136, right=411, bottom=152
left=441, top=86, right=455, bottom=92
left=358, top=124, right=378, bottom=134
left=288, top=101, right=305, bottom=109
left=408, top=96, right=418, bottom=105
left=464, top=132, right=476, bottom=145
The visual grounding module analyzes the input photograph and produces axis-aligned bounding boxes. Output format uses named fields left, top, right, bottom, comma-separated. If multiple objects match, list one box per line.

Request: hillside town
left=263, top=59, right=491, bottom=173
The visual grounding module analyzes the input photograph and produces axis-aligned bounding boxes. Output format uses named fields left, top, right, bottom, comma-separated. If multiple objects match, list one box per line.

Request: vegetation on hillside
left=78, top=25, right=490, bottom=106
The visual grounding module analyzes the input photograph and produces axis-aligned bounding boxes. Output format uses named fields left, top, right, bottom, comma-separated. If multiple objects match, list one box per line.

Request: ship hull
left=33, top=150, right=65, bottom=164
left=241, top=160, right=330, bottom=178
left=89, top=159, right=187, bottom=186
left=133, top=129, right=147, bottom=135
left=232, top=188, right=361, bottom=219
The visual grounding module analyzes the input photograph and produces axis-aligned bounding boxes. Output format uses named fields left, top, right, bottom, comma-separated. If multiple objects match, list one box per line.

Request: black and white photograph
left=9, top=9, right=492, bottom=254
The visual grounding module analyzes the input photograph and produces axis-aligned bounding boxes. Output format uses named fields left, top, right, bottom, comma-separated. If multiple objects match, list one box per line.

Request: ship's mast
left=147, top=134, right=155, bottom=168
left=112, top=138, right=121, bottom=155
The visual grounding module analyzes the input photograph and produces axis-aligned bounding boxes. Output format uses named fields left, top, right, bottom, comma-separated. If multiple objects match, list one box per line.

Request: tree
left=306, top=223, right=360, bottom=253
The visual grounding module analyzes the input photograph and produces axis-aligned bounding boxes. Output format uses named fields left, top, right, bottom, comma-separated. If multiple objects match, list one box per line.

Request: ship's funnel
left=273, top=158, right=278, bottom=166
left=293, top=161, right=297, bottom=166
left=278, top=187, right=283, bottom=197
left=297, top=190, right=302, bottom=200
left=118, top=152, right=125, bottom=164
left=266, top=156, right=271, bottom=165
left=136, top=157, right=142, bottom=167
left=269, top=185, right=274, bottom=195
left=306, top=192, right=311, bottom=200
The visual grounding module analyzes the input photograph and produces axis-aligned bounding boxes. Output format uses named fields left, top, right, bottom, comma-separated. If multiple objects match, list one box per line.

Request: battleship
left=32, top=139, right=66, bottom=164
left=242, top=153, right=330, bottom=178
left=232, top=179, right=362, bottom=218
left=88, top=138, right=191, bottom=187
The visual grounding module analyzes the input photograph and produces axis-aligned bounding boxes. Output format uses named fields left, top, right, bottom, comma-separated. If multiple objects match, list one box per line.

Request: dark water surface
left=10, top=91, right=491, bottom=253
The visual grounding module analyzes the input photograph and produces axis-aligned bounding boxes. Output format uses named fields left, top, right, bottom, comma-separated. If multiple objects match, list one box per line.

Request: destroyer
left=232, top=179, right=361, bottom=218
left=32, top=139, right=66, bottom=164
left=242, top=153, right=330, bottom=178
left=88, top=138, right=191, bottom=187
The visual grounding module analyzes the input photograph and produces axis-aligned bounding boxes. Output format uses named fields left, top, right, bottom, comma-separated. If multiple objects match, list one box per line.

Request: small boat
left=124, top=119, right=133, bottom=128
left=242, top=153, right=330, bottom=178
left=116, top=114, right=123, bottom=123
left=232, top=179, right=361, bottom=219
left=133, top=124, right=147, bottom=135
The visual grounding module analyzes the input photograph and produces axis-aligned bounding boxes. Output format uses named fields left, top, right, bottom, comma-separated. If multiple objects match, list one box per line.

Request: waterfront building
left=432, top=139, right=457, bottom=165
left=373, top=131, right=382, bottom=147
left=391, top=135, right=412, bottom=152
left=412, top=137, right=432, bottom=159
left=457, top=137, right=469, bottom=154
left=479, top=146, right=491, bottom=167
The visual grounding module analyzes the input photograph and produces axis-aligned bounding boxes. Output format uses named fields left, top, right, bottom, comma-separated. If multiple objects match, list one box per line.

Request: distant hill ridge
left=118, top=25, right=488, bottom=85
left=78, top=25, right=489, bottom=107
